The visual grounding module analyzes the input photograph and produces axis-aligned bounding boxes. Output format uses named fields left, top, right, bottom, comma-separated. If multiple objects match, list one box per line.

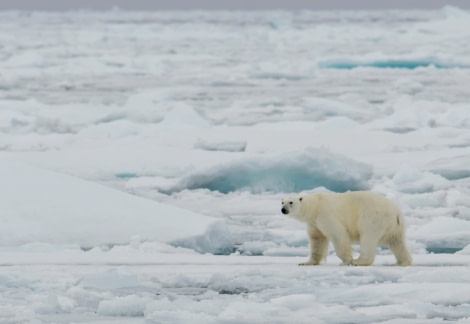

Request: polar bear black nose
left=281, top=207, right=288, bottom=214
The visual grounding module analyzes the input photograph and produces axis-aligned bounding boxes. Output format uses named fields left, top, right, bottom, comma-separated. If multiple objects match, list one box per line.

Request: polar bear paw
left=298, top=260, right=319, bottom=266
left=340, top=260, right=354, bottom=266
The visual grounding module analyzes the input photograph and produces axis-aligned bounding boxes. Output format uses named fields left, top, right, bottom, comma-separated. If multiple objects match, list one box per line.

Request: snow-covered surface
left=0, top=161, right=232, bottom=254
left=1, top=6, right=470, bottom=323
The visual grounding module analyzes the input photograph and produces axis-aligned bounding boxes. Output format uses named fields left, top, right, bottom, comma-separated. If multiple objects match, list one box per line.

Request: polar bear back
left=301, top=191, right=403, bottom=240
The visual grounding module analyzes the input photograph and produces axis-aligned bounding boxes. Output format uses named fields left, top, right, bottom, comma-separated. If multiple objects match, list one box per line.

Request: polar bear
left=281, top=191, right=412, bottom=266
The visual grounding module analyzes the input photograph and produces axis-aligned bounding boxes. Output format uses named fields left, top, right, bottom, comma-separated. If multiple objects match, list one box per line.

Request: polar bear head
left=281, top=195, right=303, bottom=217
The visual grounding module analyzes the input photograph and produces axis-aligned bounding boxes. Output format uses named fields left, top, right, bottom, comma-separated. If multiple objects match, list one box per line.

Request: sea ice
left=0, top=159, right=231, bottom=253
left=158, top=148, right=373, bottom=194
left=1, top=6, right=470, bottom=323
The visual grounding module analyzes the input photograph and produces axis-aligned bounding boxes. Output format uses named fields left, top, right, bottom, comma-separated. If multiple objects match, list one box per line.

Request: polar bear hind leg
left=387, top=234, right=413, bottom=266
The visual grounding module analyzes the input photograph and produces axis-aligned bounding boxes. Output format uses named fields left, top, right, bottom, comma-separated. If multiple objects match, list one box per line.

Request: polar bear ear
left=299, top=197, right=303, bottom=202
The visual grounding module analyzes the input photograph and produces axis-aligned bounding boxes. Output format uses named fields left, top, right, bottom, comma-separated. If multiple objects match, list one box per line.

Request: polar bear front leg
left=330, top=232, right=353, bottom=266
left=316, top=218, right=353, bottom=266
left=299, top=226, right=329, bottom=266
left=353, top=234, right=381, bottom=266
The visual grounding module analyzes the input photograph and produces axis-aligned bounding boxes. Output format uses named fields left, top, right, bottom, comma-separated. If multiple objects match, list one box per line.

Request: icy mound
left=0, top=160, right=232, bottom=254
left=194, top=139, right=247, bottom=152
left=158, top=105, right=209, bottom=128
left=413, top=217, right=470, bottom=252
left=390, top=167, right=449, bottom=194
left=318, top=55, right=470, bottom=70
left=159, top=149, right=372, bottom=194
left=427, top=155, right=470, bottom=180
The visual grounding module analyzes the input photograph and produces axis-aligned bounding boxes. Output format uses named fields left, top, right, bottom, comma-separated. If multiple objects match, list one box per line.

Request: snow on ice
left=0, top=160, right=232, bottom=254
left=1, top=6, right=470, bottom=323
left=157, top=148, right=372, bottom=194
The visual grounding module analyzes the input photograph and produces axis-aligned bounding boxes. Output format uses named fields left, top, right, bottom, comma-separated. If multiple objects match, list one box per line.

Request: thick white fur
left=281, top=191, right=412, bottom=266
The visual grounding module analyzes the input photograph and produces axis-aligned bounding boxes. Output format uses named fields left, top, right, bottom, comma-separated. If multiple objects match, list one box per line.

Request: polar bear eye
left=289, top=202, right=293, bottom=205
